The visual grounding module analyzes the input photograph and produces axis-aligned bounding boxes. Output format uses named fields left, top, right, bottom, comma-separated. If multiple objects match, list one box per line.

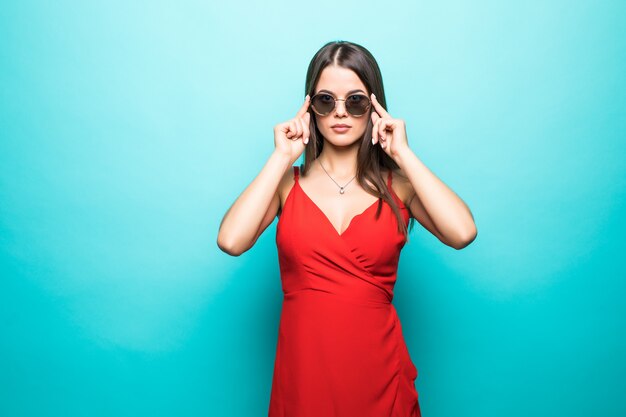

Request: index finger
left=296, top=95, right=311, bottom=118
left=370, top=93, right=390, bottom=118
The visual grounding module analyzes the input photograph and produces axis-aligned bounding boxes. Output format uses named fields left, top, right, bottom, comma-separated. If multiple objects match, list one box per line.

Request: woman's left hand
left=370, top=93, right=410, bottom=160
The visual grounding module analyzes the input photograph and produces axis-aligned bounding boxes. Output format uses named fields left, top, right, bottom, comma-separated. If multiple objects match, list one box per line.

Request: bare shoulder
left=387, top=167, right=414, bottom=206
left=277, top=165, right=298, bottom=210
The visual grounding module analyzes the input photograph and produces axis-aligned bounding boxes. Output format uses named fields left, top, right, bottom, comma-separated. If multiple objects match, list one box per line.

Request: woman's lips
left=331, top=126, right=351, bottom=133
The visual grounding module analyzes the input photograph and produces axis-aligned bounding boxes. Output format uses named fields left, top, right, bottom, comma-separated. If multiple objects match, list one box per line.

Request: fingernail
left=373, top=94, right=376, bottom=99
left=371, top=137, right=375, bottom=145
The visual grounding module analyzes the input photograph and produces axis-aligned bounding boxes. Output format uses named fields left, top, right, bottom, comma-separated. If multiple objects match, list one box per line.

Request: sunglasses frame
left=309, top=93, right=372, bottom=117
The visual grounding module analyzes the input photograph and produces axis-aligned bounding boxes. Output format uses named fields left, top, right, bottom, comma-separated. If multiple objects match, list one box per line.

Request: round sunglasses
left=309, top=93, right=372, bottom=117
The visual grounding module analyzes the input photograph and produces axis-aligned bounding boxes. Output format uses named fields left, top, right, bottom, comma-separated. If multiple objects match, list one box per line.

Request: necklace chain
left=317, top=159, right=356, bottom=194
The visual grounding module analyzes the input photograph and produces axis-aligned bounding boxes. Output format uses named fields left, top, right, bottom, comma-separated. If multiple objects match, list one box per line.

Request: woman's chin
left=323, top=134, right=363, bottom=148
left=329, top=141, right=360, bottom=148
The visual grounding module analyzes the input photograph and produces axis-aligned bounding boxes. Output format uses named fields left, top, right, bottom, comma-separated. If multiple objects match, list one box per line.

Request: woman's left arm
left=396, top=148, right=477, bottom=249
left=370, top=93, right=477, bottom=250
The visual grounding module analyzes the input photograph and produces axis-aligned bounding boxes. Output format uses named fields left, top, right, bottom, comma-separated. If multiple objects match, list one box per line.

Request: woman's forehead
left=316, top=66, right=367, bottom=94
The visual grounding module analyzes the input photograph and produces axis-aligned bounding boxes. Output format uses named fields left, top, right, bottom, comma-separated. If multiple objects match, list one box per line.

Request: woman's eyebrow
left=316, top=89, right=366, bottom=95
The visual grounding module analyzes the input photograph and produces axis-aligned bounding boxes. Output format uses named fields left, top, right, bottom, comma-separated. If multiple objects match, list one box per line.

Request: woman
left=217, top=40, right=477, bottom=417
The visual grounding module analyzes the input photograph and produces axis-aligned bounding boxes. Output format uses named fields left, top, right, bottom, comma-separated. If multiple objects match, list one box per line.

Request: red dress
left=269, top=165, right=421, bottom=417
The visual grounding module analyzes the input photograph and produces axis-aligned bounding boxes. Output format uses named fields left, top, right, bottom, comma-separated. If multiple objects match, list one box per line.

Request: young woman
left=218, top=40, right=477, bottom=417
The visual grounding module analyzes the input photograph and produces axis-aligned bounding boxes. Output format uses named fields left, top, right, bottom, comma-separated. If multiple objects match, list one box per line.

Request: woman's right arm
left=217, top=151, right=291, bottom=256
left=217, top=95, right=311, bottom=256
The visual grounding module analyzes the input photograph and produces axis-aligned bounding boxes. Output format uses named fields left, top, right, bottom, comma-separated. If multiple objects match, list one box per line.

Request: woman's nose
left=334, top=100, right=348, bottom=116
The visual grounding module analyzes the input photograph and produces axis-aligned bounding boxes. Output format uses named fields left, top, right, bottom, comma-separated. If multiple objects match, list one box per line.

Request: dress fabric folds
left=269, top=165, right=421, bottom=417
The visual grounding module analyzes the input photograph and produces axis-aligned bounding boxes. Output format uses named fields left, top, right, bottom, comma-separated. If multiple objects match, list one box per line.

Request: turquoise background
left=1, top=1, right=625, bottom=416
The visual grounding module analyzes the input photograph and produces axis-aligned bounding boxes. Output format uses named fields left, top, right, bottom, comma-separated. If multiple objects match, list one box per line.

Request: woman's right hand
left=274, top=95, right=311, bottom=164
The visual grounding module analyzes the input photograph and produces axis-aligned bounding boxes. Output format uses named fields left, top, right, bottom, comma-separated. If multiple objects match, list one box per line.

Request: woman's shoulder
left=386, top=167, right=413, bottom=206
left=277, top=164, right=300, bottom=209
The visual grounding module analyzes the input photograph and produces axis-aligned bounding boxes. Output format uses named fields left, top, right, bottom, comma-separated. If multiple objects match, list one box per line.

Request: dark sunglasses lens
left=311, top=95, right=335, bottom=115
left=346, top=95, right=370, bottom=116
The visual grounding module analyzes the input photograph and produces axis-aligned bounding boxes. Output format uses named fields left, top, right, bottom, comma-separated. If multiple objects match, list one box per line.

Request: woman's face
left=312, top=65, right=370, bottom=147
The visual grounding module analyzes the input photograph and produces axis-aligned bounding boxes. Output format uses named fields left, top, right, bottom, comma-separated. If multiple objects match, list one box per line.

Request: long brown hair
left=301, top=40, right=415, bottom=240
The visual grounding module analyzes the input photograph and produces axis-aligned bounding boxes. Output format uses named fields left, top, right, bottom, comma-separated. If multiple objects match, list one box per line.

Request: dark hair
left=302, top=40, right=415, bottom=240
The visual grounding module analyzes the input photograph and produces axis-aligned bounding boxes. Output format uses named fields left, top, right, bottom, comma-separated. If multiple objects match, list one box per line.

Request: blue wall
left=1, top=1, right=624, bottom=416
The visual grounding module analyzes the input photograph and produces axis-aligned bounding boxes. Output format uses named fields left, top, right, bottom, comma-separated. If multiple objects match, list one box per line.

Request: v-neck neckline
left=296, top=181, right=381, bottom=237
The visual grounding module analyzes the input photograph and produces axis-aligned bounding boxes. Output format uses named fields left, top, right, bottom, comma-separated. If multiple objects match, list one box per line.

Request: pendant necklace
left=317, top=159, right=356, bottom=194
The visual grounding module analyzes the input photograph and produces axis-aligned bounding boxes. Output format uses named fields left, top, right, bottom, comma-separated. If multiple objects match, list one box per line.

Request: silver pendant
left=340, top=187, right=345, bottom=194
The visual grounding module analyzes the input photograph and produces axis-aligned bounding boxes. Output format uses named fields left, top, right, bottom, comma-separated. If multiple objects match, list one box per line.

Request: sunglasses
left=309, top=93, right=372, bottom=117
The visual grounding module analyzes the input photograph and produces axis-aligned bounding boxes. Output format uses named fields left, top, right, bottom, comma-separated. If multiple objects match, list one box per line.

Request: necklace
left=317, top=159, right=356, bottom=194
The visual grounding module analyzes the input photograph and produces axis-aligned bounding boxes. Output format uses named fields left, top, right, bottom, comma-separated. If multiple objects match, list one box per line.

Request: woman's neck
left=316, top=141, right=359, bottom=178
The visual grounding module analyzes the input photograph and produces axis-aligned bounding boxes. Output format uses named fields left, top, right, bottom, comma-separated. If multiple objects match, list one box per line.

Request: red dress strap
left=387, top=169, right=405, bottom=209
left=293, top=165, right=300, bottom=182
